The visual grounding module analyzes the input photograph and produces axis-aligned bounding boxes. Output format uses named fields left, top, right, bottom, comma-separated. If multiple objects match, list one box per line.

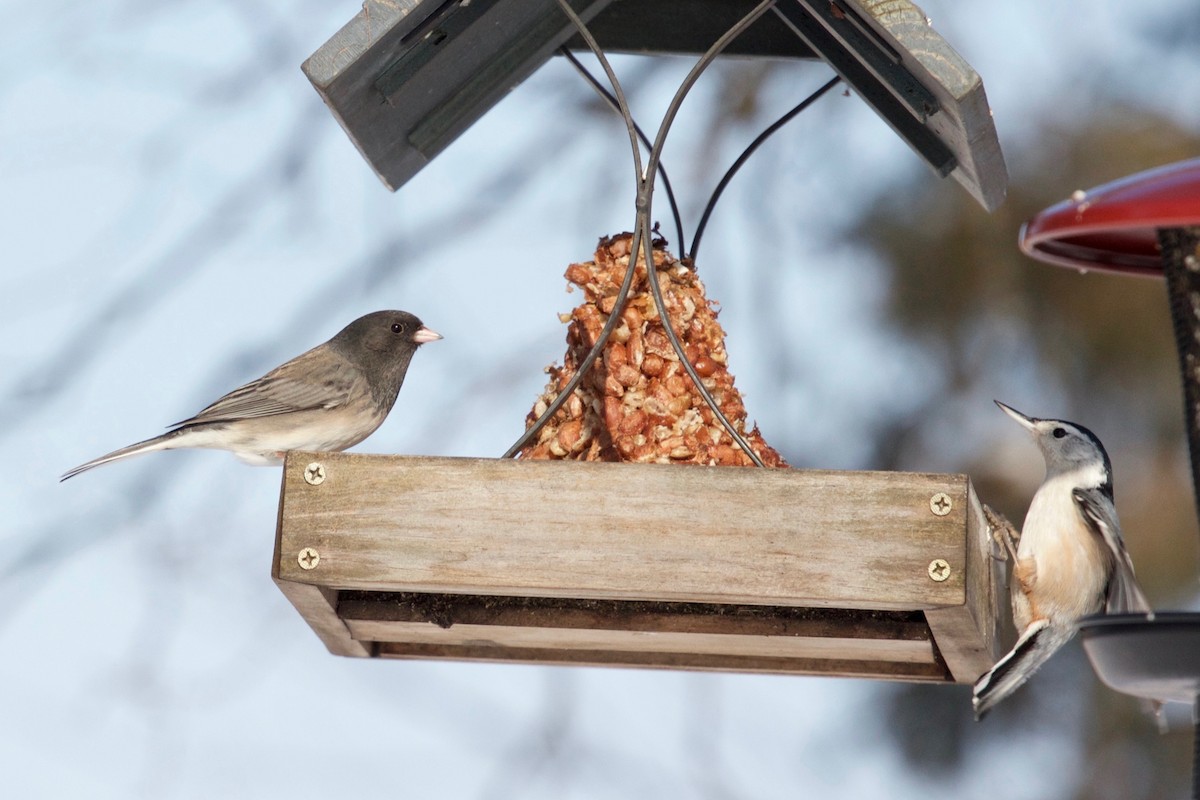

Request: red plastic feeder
left=1023, top=162, right=1200, bottom=773
left=1019, top=157, right=1200, bottom=277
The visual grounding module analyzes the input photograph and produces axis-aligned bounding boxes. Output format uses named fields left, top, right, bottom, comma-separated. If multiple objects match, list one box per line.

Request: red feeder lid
left=1019, top=158, right=1200, bottom=277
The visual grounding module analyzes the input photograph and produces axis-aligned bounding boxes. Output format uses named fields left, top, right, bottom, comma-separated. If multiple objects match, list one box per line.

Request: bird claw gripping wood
left=983, top=504, right=1021, bottom=564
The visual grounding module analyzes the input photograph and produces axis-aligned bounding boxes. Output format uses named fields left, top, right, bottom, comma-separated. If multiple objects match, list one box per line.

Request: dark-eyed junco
left=61, top=310, right=441, bottom=480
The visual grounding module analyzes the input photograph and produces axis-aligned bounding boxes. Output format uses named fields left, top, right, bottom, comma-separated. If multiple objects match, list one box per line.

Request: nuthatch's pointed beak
left=995, top=400, right=1038, bottom=432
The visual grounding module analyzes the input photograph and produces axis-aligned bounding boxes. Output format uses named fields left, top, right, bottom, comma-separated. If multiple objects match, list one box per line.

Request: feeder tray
left=273, top=452, right=1011, bottom=683
left=1080, top=613, right=1200, bottom=706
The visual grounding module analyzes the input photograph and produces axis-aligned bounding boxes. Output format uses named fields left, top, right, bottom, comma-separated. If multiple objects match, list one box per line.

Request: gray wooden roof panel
left=303, top=0, right=1007, bottom=210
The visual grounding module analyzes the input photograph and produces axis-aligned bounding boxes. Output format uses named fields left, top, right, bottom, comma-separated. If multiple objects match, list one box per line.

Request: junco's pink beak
left=412, top=326, right=442, bottom=344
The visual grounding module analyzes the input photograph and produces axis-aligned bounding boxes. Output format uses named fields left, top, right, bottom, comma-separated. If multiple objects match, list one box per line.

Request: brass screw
left=928, top=558, right=951, bottom=582
left=930, top=492, right=952, bottom=516
left=298, top=547, right=321, bottom=570
left=303, top=462, right=326, bottom=485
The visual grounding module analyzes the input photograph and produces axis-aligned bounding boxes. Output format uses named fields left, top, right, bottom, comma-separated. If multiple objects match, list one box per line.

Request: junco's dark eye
left=1053, top=427, right=1067, bottom=438
left=391, top=322, right=406, bottom=334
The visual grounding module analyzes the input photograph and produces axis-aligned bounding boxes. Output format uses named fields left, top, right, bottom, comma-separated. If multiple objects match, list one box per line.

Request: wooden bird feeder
left=280, top=2, right=1016, bottom=684
left=274, top=452, right=1009, bottom=683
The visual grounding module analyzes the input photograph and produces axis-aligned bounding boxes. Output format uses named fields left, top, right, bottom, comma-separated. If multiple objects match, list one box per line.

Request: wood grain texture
left=851, top=0, right=1007, bottom=210
left=277, top=453, right=969, bottom=610
left=372, top=641, right=950, bottom=681
left=271, top=515, right=368, bottom=656
left=336, top=592, right=932, bottom=638
left=347, top=618, right=933, bottom=662
left=271, top=580, right=371, bottom=658
left=340, top=592, right=935, bottom=664
left=273, top=454, right=1011, bottom=682
left=923, top=483, right=1007, bottom=682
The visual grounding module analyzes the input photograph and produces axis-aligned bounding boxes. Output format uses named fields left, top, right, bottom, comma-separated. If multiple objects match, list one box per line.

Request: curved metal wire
left=559, top=47, right=685, bottom=254
left=499, top=225, right=644, bottom=459
left=501, top=0, right=649, bottom=459
left=634, top=0, right=777, bottom=468
left=506, top=0, right=796, bottom=467
left=689, top=74, right=840, bottom=264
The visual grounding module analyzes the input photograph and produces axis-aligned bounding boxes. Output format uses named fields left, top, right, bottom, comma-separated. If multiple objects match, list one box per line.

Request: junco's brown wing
left=61, top=310, right=440, bottom=480
left=177, top=346, right=368, bottom=425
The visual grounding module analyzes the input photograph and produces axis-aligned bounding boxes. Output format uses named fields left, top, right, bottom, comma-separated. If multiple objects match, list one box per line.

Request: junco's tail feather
left=61, top=310, right=440, bottom=481
left=61, top=429, right=193, bottom=480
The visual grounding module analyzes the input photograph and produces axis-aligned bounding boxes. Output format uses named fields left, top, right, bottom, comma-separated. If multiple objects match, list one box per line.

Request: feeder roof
left=1019, top=158, right=1200, bottom=277
left=303, top=0, right=1007, bottom=210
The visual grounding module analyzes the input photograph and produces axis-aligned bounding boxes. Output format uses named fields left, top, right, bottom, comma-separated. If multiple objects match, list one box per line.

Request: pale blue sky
left=2, top=1, right=1194, bottom=797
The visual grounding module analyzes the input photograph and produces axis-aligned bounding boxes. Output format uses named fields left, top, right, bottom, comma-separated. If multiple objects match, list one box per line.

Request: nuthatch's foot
left=983, top=504, right=1020, bottom=563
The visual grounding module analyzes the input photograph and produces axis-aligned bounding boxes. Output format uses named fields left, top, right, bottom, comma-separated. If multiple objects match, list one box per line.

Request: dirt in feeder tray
left=520, top=232, right=787, bottom=467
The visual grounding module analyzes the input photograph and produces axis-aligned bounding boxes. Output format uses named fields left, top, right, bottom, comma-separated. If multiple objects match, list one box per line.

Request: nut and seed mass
left=519, top=233, right=786, bottom=467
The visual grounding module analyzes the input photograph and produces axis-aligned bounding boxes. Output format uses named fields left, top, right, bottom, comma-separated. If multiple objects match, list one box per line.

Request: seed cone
left=519, top=233, right=787, bottom=467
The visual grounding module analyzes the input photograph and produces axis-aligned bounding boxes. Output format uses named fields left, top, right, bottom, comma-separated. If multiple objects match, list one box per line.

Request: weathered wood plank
left=277, top=453, right=969, bottom=611
left=274, top=454, right=1012, bottom=682
left=336, top=592, right=931, bottom=638
left=851, top=0, right=1007, bottom=210
left=272, top=475, right=371, bottom=658
left=923, top=484, right=1006, bottom=682
left=271, top=581, right=371, bottom=658
left=348, top=618, right=934, bottom=662
left=339, top=592, right=936, bottom=663
left=372, top=641, right=951, bottom=681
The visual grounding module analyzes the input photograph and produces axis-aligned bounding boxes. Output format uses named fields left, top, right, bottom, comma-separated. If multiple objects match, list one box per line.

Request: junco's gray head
left=328, top=310, right=443, bottom=410
left=61, top=310, right=441, bottom=480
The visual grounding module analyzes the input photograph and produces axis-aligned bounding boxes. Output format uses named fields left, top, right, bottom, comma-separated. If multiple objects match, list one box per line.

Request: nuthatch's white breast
left=973, top=401, right=1151, bottom=719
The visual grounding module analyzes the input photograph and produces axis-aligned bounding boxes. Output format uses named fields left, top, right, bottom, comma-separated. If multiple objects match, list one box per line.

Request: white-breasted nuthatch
left=972, top=401, right=1152, bottom=719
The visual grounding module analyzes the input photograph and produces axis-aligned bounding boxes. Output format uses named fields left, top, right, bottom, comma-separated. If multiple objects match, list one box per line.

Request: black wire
left=689, top=74, right=840, bottom=264
left=559, top=47, right=686, bottom=255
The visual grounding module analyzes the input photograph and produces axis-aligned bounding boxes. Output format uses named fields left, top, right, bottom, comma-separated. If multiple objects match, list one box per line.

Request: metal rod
left=501, top=225, right=644, bottom=459
left=1192, top=696, right=1198, bottom=800
left=558, top=47, right=686, bottom=255
left=502, top=0, right=650, bottom=459
left=635, top=0, right=778, bottom=467
left=1158, top=226, right=1200, bottom=532
left=507, top=0, right=779, bottom=465
left=553, top=0, right=644, bottom=181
